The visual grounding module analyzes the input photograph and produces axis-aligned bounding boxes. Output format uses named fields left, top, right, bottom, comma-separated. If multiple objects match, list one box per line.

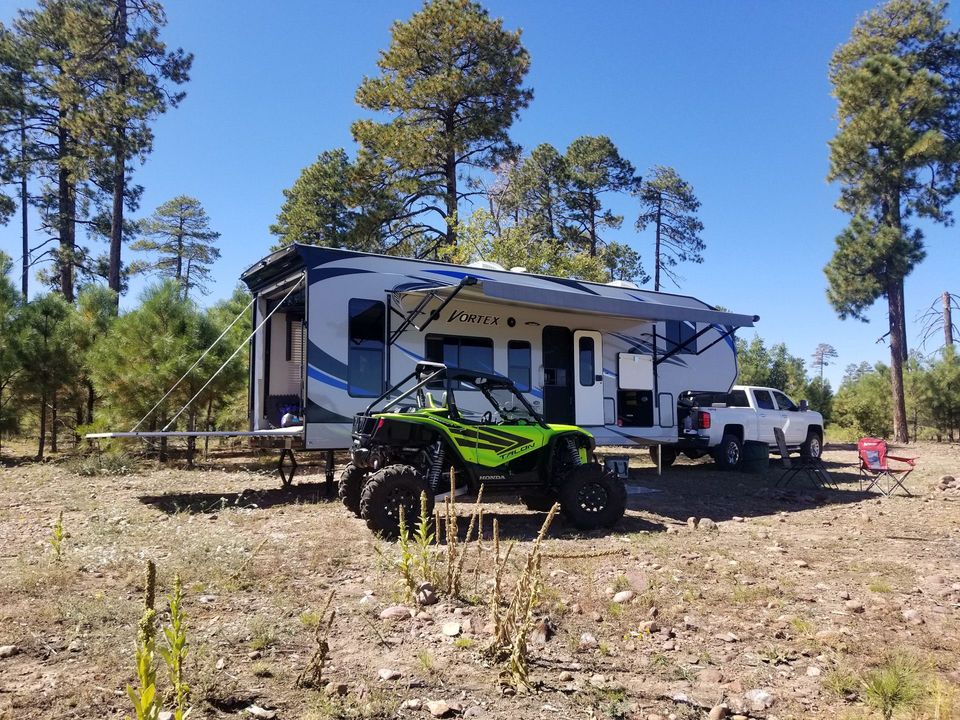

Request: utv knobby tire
left=649, top=445, right=678, bottom=468
left=338, top=462, right=366, bottom=517
left=359, top=465, right=433, bottom=539
left=559, top=463, right=627, bottom=531
left=521, top=493, right=558, bottom=512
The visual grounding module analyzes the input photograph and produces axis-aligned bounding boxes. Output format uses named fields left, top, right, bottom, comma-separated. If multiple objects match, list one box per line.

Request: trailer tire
left=715, top=433, right=743, bottom=471
left=360, top=464, right=433, bottom=539
left=800, top=429, right=823, bottom=459
left=338, top=462, right=366, bottom=517
left=559, top=463, right=627, bottom=530
left=521, top=493, right=557, bottom=512
left=649, top=445, right=678, bottom=468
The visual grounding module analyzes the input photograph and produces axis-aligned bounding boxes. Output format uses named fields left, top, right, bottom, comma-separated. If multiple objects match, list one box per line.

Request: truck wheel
left=800, top=430, right=823, bottom=459
left=649, top=445, right=678, bottom=468
left=360, top=465, right=433, bottom=539
left=521, top=493, right=557, bottom=512
left=559, top=464, right=627, bottom=530
left=715, top=434, right=743, bottom=471
left=338, top=462, right=366, bottom=517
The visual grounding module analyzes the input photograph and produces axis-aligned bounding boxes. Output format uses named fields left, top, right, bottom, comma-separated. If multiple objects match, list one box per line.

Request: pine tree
left=635, top=165, right=705, bottom=291
left=563, top=135, right=639, bottom=257
left=810, top=343, right=839, bottom=384
left=131, top=196, right=220, bottom=299
left=352, top=0, right=532, bottom=254
left=826, top=0, right=960, bottom=442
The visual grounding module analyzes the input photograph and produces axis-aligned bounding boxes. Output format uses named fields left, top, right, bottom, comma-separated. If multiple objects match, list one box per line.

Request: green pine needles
left=49, top=510, right=65, bottom=561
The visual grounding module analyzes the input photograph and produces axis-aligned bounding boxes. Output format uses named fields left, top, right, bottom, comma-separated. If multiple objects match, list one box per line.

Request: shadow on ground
left=624, top=458, right=881, bottom=523
left=139, top=480, right=337, bottom=514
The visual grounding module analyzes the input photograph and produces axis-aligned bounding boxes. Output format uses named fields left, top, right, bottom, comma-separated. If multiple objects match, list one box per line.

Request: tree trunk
left=888, top=276, right=909, bottom=442
left=108, top=0, right=128, bottom=306
left=20, top=98, right=29, bottom=300
left=204, top=396, right=213, bottom=459
left=945, top=291, right=954, bottom=347
left=36, top=392, right=46, bottom=461
left=75, top=404, right=82, bottom=447
left=654, top=195, right=662, bottom=291
left=588, top=191, right=598, bottom=256
left=186, top=410, right=195, bottom=469
left=50, top=390, right=58, bottom=453
left=444, top=113, right=457, bottom=248
left=86, top=379, right=94, bottom=424
left=57, top=121, right=75, bottom=303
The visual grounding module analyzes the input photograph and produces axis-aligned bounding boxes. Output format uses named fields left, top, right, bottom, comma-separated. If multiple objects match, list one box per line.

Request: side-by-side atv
left=340, top=361, right=627, bottom=538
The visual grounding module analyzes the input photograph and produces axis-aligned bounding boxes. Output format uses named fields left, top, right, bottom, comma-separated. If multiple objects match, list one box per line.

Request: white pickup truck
left=656, top=385, right=824, bottom=471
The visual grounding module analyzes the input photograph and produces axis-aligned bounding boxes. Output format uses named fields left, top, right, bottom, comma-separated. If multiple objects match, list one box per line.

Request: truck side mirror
left=799, top=399, right=808, bottom=412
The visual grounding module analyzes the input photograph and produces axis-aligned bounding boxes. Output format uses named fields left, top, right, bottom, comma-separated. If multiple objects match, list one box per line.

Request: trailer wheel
left=521, top=493, right=557, bottom=512
left=800, top=429, right=823, bottom=459
left=559, top=463, right=627, bottom=530
left=714, top=434, right=743, bottom=471
left=649, top=445, right=678, bottom=468
left=360, top=465, right=433, bottom=539
left=338, top=463, right=366, bottom=517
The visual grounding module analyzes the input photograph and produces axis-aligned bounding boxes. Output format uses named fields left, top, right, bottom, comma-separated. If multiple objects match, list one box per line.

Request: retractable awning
left=390, top=276, right=758, bottom=330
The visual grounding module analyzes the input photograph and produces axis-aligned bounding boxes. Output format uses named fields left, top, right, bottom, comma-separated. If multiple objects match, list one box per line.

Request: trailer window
left=578, top=336, right=595, bottom=386
left=508, top=341, right=532, bottom=392
left=425, top=334, right=494, bottom=389
left=348, top=299, right=385, bottom=397
left=665, top=320, right=697, bottom=355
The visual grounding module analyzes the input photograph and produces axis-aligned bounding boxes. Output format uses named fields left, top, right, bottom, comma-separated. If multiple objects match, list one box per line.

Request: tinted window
left=728, top=390, right=749, bottom=407
left=666, top=320, right=697, bottom=355
left=425, top=334, right=494, bottom=389
left=579, top=336, right=595, bottom=387
left=348, top=299, right=385, bottom=397
left=773, top=391, right=798, bottom=411
left=508, top=341, right=532, bottom=392
left=753, top=389, right=775, bottom=410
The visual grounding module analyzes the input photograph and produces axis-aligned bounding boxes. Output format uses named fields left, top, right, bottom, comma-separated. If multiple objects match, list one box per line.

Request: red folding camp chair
left=857, top=438, right=916, bottom=496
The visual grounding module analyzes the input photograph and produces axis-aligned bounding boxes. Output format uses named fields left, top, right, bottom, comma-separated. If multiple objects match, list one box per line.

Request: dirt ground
left=0, top=441, right=958, bottom=720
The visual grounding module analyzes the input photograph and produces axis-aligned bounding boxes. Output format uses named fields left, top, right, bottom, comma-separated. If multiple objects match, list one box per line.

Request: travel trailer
left=240, top=244, right=758, bottom=452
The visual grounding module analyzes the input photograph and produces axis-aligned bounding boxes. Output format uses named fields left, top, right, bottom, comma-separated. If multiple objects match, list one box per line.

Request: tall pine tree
left=826, top=0, right=960, bottom=441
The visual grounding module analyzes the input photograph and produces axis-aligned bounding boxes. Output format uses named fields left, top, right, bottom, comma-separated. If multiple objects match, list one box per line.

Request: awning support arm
left=654, top=324, right=742, bottom=366
left=387, top=277, right=477, bottom=346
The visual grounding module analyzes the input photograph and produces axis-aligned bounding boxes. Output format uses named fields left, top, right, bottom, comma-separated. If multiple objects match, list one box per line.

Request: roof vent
left=468, top=260, right=505, bottom=271
left=509, top=266, right=527, bottom=273
left=606, top=279, right=639, bottom=289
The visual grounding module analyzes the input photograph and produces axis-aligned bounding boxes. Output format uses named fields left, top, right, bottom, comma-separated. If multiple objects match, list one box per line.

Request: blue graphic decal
left=427, top=269, right=489, bottom=281
left=395, top=344, right=424, bottom=361
left=529, top=387, right=544, bottom=399
left=628, top=293, right=648, bottom=302
left=307, top=365, right=348, bottom=391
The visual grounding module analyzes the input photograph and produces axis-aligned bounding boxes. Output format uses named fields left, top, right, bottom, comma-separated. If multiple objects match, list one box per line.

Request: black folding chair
left=774, top=427, right=836, bottom=490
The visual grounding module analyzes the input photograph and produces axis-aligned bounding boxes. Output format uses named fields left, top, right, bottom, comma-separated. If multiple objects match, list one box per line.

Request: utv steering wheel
left=481, top=411, right=493, bottom=424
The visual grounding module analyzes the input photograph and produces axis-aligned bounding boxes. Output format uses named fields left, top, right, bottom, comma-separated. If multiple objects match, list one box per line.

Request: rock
left=427, top=700, right=453, bottom=717
left=215, top=657, right=226, bottom=670
left=559, top=670, right=574, bottom=682
left=198, top=594, right=216, bottom=604
left=245, top=705, right=276, bottom=719
left=682, top=616, right=697, bottom=630
left=700, top=668, right=724, bottom=684
left=442, top=622, right=462, bottom=637
left=570, top=603, right=582, bottom=615
left=401, top=699, right=422, bottom=710
left=359, top=594, right=378, bottom=608
left=578, top=632, right=598, bottom=650
left=662, top=639, right=676, bottom=651
left=378, top=668, right=401, bottom=680
left=417, top=582, right=439, bottom=606
left=158, top=712, right=173, bottom=720
left=590, top=611, right=603, bottom=622
left=838, top=590, right=851, bottom=600
left=940, top=475, right=956, bottom=485
left=901, top=608, right=924, bottom=625
left=248, top=650, right=261, bottom=660
left=530, top=617, right=552, bottom=645
left=638, top=620, right=660, bottom=634
left=715, top=632, right=739, bottom=643
left=744, top=689, right=775, bottom=711
left=325, top=682, right=348, bottom=697
left=732, top=516, right=745, bottom=522
left=612, top=590, right=635, bottom=604
left=380, top=605, right=413, bottom=620
left=687, top=516, right=699, bottom=529
left=708, top=705, right=729, bottom=720
left=463, top=707, right=483, bottom=719
left=699, top=518, right=718, bottom=531
left=588, top=673, right=607, bottom=688
left=844, top=599, right=865, bottom=613
left=67, top=639, right=82, bottom=652
left=0, top=645, right=19, bottom=658
left=807, top=666, right=822, bottom=677
left=794, top=560, right=809, bottom=568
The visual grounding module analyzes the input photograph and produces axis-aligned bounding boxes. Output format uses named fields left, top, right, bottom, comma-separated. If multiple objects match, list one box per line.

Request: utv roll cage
left=364, top=361, right=549, bottom=428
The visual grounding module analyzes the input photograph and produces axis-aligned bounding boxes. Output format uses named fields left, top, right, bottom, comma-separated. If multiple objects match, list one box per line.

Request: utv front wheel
left=338, top=462, right=366, bottom=517
left=360, top=465, right=433, bottom=539
left=559, top=464, right=627, bottom=530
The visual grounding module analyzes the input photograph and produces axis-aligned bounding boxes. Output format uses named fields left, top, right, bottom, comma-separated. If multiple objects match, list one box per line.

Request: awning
left=391, top=277, right=758, bottom=329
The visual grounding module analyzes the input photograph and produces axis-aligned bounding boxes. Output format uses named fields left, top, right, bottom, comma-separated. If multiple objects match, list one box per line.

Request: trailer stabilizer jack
left=278, top=448, right=298, bottom=488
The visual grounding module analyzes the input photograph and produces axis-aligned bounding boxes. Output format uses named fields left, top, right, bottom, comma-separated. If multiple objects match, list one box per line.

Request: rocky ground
left=0, top=441, right=958, bottom=720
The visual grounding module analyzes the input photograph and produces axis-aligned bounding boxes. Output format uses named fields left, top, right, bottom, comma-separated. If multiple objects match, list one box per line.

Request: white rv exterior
left=240, top=245, right=758, bottom=451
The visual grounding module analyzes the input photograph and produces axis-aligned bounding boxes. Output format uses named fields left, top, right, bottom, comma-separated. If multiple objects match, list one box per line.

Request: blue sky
left=1, top=0, right=958, bottom=390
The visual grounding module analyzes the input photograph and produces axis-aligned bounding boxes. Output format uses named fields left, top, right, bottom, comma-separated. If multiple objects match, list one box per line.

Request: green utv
left=340, top=362, right=627, bottom=538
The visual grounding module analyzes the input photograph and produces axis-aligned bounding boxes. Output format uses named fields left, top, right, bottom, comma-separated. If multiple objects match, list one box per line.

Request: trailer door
left=573, top=330, right=604, bottom=425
